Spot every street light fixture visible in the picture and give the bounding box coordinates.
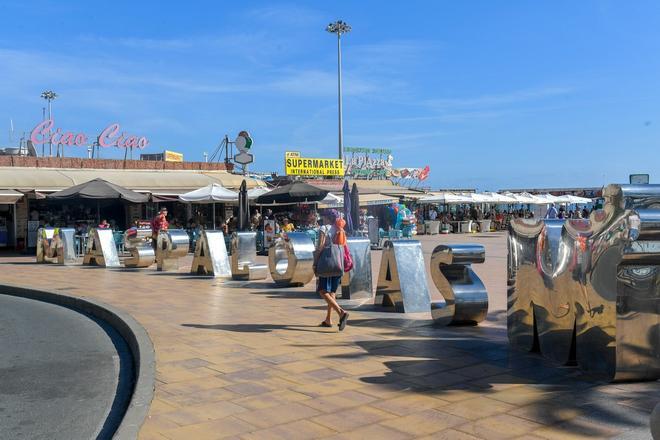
[326,20,351,161]
[40,90,58,157]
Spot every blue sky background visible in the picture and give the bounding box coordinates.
[1,0,659,190]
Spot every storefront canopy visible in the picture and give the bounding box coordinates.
[317,193,398,209]
[0,167,264,193]
[358,193,398,206]
[178,183,238,203]
[48,178,149,203]
[0,189,23,204]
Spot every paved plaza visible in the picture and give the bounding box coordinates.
[0,233,657,439]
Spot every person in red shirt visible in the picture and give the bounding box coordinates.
[152,207,169,249]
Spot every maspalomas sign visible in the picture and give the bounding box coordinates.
[30,119,149,149]
[284,151,344,176]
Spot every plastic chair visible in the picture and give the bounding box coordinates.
[75,235,83,257]
[304,229,318,245]
[390,229,403,239]
[113,231,125,254]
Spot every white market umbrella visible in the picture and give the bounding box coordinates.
[534,194,561,205]
[470,192,518,204]
[179,183,238,229]
[179,183,238,202]
[247,187,270,200]
[490,192,518,203]
[468,193,492,203]
[420,192,474,204]
[504,192,542,204]
[319,192,343,208]
[555,194,592,204]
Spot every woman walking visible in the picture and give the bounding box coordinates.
[315,210,349,331]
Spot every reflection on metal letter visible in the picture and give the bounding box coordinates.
[508,184,660,381]
[268,232,315,287]
[341,237,373,300]
[190,230,231,278]
[375,240,430,313]
[430,244,488,325]
[231,232,268,280]
[123,228,155,268]
[83,228,120,267]
[36,227,76,265]
[156,229,189,271]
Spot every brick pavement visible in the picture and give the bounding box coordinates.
[0,232,657,439]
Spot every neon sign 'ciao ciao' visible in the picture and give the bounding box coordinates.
[30,119,149,149]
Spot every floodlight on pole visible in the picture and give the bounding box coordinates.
[40,90,58,157]
[326,20,351,161]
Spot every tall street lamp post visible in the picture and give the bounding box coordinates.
[40,90,58,157]
[326,20,351,161]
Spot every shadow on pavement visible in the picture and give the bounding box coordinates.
[311,321,656,436]
[250,289,318,299]
[181,323,330,334]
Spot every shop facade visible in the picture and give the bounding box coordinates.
[0,157,263,249]
[0,190,22,248]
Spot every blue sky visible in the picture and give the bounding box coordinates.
[1,1,659,190]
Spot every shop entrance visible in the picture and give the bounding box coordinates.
[0,203,16,249]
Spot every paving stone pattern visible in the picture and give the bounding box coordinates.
[0,232,656,439]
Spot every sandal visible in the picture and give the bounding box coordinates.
[338,312,349,331]
[319,321,332,328]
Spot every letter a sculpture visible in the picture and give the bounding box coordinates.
[375,240,431,313]
[191,230,231,278]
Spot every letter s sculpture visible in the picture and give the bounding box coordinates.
[430,244,489,326]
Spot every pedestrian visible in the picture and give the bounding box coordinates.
[282,217,295,233]
[151,207,169,250]
[314,209,349,331]
[251,209,261,231]
[469,205,478,221]
[546,203,558,219]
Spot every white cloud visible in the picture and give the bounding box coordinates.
[348,39,441,70]
[269,69,377,97]
[78,32,295,68]
[82,36,191,50]
[371,87,576,124]
[0,43,390,122]
[246,4,325,26]
[425,87,573,111]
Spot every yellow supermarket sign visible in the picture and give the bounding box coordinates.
[285,153,344,176]
[164,150,183,162]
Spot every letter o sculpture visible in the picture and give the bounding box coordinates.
[268,232,315,287]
